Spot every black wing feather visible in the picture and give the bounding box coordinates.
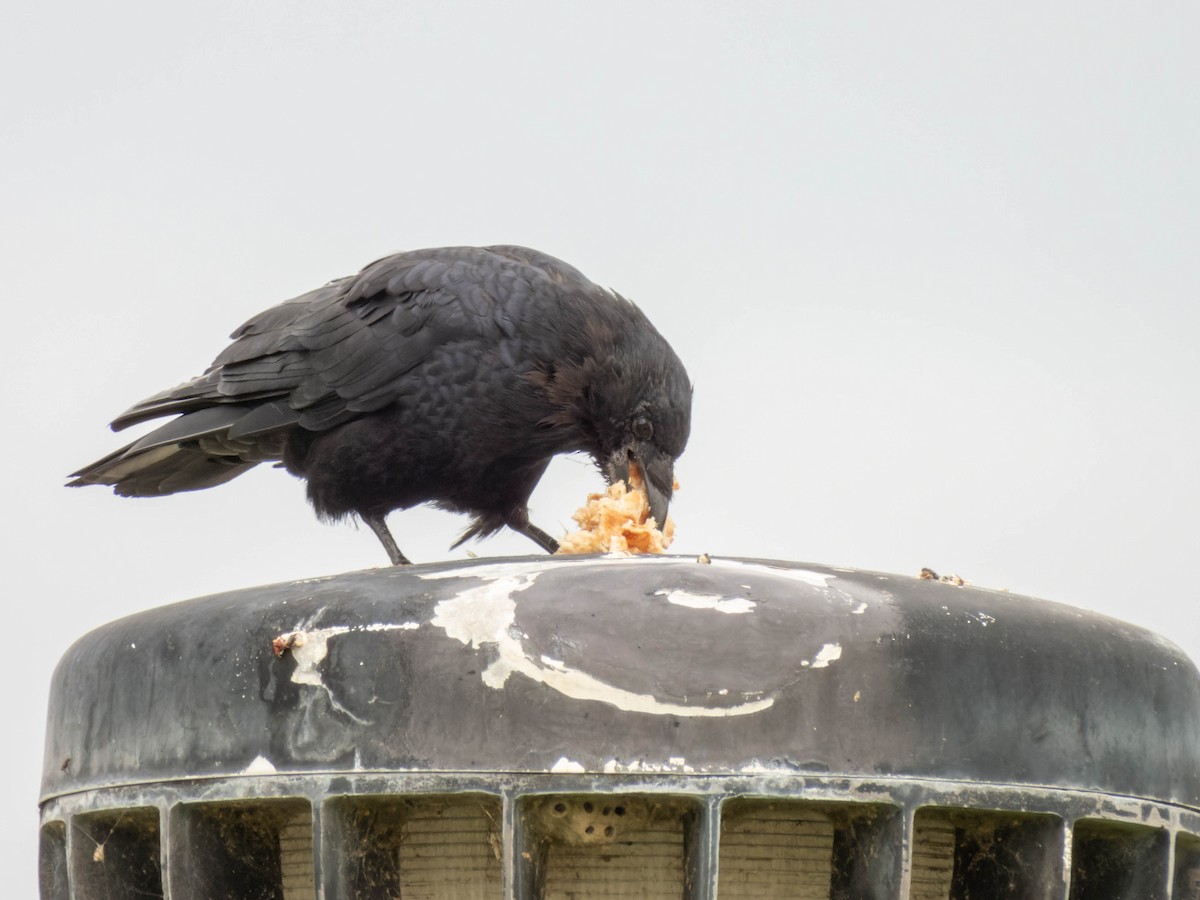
[71,246,578,495]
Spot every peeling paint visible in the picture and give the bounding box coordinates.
[277,621,422,688]
[429,566,774,717]
[241,755,277,776]
[801,643,843,669]
[273,620,422,723]
[655,589,756,614]
[550,757,586,774]
[480,644,774,717]
[429,574,534,647]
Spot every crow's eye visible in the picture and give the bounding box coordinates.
[632,416,653,440]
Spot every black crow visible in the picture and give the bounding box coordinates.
[69,245,693,565]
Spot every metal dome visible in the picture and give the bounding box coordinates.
[39,556,1200,899]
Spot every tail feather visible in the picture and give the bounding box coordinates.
[69,405,293,497]
[68,441,258,497]
[110,374,223,431]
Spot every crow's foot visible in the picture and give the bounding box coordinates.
[365,514,412,565]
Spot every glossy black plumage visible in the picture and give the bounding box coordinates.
[69,245,693,564]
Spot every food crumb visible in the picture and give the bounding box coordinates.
[557,466,676,555]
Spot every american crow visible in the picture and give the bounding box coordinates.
[69,245,693,564]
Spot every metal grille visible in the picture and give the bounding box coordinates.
[37,778,1200,899]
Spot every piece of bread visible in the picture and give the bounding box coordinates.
[557,467,676,555]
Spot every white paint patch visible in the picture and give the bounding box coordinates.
[428,565,774,718]
[774,567,836,587]
[242,754,277,775]
[480,648,774,717]
[729,560,831,586]
[430,574,535,647]
[551,756,586,774]
[801,643,843,669]
[274,619,422,723]
[812,642,843,667]
[656,589,756,614]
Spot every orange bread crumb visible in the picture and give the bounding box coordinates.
[557,468,676,555]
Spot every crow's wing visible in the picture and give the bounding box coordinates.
[115,246,590,431]
[71,246,591,495]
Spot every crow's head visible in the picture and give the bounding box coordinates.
[594,345,691,529]
[533,305,692,528]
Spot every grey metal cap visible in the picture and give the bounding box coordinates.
[41,555,1200,807]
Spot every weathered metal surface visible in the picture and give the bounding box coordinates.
[39,555,1200,898]
[41,555,1200,803]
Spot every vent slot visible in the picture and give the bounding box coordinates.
[910,808,1062,900]
[171,798,314,900]
[523,795,690,900]
[909,813,956,900]
[69,807,163,900]
[326,794,502,899]
[1176,833,1200,900]
[1069,819,1168,900]
[39,821,69,900]
[717,799,901,900]
[719,801,834,899]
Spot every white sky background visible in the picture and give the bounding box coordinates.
[4,1,1199,891]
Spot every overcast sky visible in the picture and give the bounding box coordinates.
[5,1,1199,892]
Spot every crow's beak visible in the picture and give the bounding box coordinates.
[604,444,674,528]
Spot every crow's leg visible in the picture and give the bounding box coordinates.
[364,514,412,565]
[515,521,560,554]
